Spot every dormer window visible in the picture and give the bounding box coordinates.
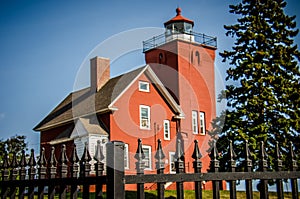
[139,81,150,92]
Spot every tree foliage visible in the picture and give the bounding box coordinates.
[209,0,300,171]
[0,135,28,163]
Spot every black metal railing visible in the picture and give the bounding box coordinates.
[142,31,217,52]
[1,138,300,199]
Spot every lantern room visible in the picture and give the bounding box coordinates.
[164,7,195,42]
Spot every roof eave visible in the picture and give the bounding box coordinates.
[144,65,185,117]
[34,107,113,132]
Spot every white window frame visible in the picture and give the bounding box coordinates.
[140,105,150,130]
[124,144,129,169]
[199,112,206,135]
[142,145,152,170]
[169,152,176,174]
[192,110,198,134]
[163,120,170,140]
[139,81,150,92]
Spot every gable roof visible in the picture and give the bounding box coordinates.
[47,117,109,145]
[34,65,184,131]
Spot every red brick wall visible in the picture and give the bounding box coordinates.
[145,39,216,181]
[110,73,178,175]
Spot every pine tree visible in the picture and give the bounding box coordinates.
[210,0,300,171]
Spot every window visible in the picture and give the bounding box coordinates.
[199,112,206,135]
[142,145,152,170]
[140,105,150,129]
[192,110,198,134]
[163,120,170,140]
[139,81,150,92]
[124,144,129,169]
[169,152,176,174]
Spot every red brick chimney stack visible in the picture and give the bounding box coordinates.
[90,56,110,92]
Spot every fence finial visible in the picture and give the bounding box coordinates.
[10,152,19,181]
[70,144,79,164]
[49,147,57,167]
[1,152,9,169]
[19,150,27,180]
[135,139,145,175]
[48,146,57,179]
[28,149,36,167]
[19,150,27,167]
[59,144,69,178]
[81,142,92,162]
[38,147,47,179]
[59,144,69,165]
[155,139,165,170]
[80,142,91,177]
[275,141,282,170]
[289,141,298,171]
[38,147,47,167]
[244,140,252,170]
[70,144,79,178]
[94,140,105,162]
[229,140,237,169]
[192,140,202,160]
[209,140,219,171]
[259,141,268,171]
[175,138,184,162]
[28,149,36,180]
[11,152,18,168]
[135,138,145,161]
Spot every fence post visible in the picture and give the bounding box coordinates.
[210,140,220,199]
[28,149,36,199]
[192,140,202,199]
[175,139,185,199]
[94,140,105,199]
[155,139,165,199]
[228,140,237,199]
[19,150,27,199]
[37,148,47,199]
[274,142,284,199]
[289,142,298,199]
[9,152,18,198]
[80,142,92,199]
[106,141,125,199]
[70,144,80,199]
[48,146,57,199]
[244,140,253,199]
[134,139,145,199]
[59,144,69,199]
[1,152,9,199]
[258,141,269,199]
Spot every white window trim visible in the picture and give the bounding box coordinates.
[140,105,150,130]
[139,81,150,92]
[163,120,171,140]
[192,110,198,134]
[199,112,206,135]
[124,144,129,169]
[169,152,176,174]
[142,145,152,170]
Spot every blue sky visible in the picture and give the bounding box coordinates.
[0,0,299,151]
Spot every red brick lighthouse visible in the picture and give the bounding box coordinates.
[144,7,217,179]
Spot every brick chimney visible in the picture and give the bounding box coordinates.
[90,56,110,92]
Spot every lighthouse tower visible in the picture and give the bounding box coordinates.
[143,7,217,176]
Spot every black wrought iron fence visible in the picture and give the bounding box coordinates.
[0,138,299,199]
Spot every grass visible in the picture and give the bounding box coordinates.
[21,190,295,198]
[86,190,294,199]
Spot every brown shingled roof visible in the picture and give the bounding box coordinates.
[34,66,146,131]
